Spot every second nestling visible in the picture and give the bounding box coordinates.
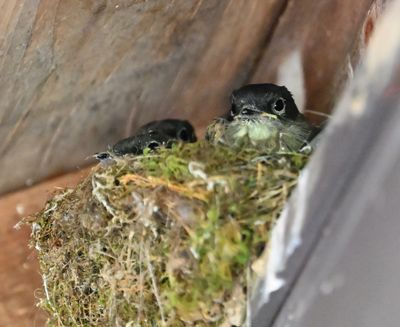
[95,119,197,160]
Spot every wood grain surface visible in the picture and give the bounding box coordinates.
[0,0,378,195]
[0,0,285,195]
[251,0,376,116]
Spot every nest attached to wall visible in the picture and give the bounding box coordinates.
[28,141,308,326]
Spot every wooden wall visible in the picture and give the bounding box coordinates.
[0,0,377,195]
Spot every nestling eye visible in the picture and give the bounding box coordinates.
[147,141,160,150]
[273,98,286,115]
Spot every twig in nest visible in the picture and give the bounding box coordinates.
[144,244,166,325]
[120,174,209,201]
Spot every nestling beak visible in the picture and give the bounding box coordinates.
[238,105,262,116]
[259,112,278,120]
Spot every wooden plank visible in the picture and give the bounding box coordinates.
[0,0,285,194]
[272,109,400,327]
[0,167,91,327]
[271,28,400,327]
[251,1,400,323]
[0,0,379,194]
[251,0,377,119]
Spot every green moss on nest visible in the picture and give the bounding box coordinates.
[28,141,308,326]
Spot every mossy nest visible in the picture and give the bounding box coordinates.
[28,141,309,326]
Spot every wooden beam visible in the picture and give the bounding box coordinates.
[0,1,379,194]
[0,0,285,194]
[251,0,377,118]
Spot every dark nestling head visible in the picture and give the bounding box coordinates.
[230,84,301,121]
[111,119,197,156]
[137,119,197,143]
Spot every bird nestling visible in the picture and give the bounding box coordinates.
[206,83,320,152]
[95,119,197,161]
[95,83,320,162]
